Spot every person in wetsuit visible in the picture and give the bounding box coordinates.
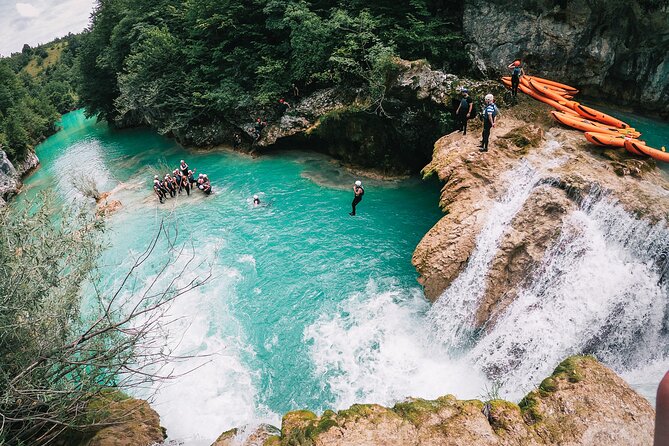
[153,175,166,203]
[455,88,473,135]
[254,118,266,141]
[350,180,365,216]
[180,160,189,176]
[507,60,524,99]
[480,94,497,152]
[201,176,212,195]
[173,169,183,193]
[181,172,191,196]
[164,175,176,197]
[188,169,197,188]
[253,194,260,206]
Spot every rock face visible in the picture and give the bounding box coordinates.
[80,396,166,446]
[412,98,669,326]
[462,0,669,117]
[0,149,40,207]
[211,424,281,446]
[217,356,653,446]
[253,60,506,174]
[0,150,20,206]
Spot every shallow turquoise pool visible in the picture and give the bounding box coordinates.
[20,110,487,443]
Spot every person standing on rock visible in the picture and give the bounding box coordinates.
[349,180,365,216]
[480,94,497,152]
[455,88,473,135]
[507,60,524,99]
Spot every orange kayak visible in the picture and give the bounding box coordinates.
[572,103,630,129]
[502,78,580,116]
[584,132,642,148]
[529,80,578,106]
[624,140,669,162]
[526,75,579,95]
[551,111,641,137]
[504,76,572,98]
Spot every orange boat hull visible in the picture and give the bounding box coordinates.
[584,132,642,149]
[502,78,579,116]
[624,140,669,162]
[573,104,630,129]
[526,75,579,94]
[552,111,641,137]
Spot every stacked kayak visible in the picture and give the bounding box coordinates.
[502,75,668,162]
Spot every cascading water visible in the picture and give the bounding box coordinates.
[427,141,669,401]
[427,159,547,349]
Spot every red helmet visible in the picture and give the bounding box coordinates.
[514,60,521,67]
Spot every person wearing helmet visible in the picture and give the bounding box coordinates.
[507,59,524,98]
[350,180,365,216]
[163,174,176,197]
[455,88,473,135]
[480,94,497,152]
[153,175,166,203]
[187,169,197,188]
[253,194,260,206]
[180,159,189,176]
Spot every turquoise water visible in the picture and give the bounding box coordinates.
[20,110,486,443]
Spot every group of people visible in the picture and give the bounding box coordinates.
[454,59,522,152]
[152,159,212,203]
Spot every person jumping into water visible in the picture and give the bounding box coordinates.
[507,60,524,99]
[350,180,364,216]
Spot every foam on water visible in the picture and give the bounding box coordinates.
[305,279,488,410]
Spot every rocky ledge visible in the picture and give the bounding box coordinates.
[213,356,653,446]
[412,98,669,329]
[0,149,39,207]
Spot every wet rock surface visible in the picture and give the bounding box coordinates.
[215,357,653,446]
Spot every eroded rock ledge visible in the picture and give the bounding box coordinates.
[213,356,654,446]
[412,99,669,327]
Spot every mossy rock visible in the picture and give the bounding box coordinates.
[551,355,593,384]
[487,399,523,434]
[500,125,543,151]
[519,391,543,424]
[263,436,281,446]
[393,397,452,426]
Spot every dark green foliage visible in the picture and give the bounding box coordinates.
[77,0,466,144]
[0,34,81,162]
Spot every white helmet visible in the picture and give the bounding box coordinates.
[180,159,185,163]
[485,93,494,102]
[199,174,203,178]
[253,195,258,199]
[154,175,159,179]
[355,180,362,186]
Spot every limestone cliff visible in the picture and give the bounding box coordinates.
[412,98,669,331]
[213,356,654,446]
[0,149,39,207]
[462,0,669,117]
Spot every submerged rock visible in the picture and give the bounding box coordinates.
[215,356,652,445]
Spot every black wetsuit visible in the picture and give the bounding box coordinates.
[188,173,196,187]
[350,186,364,216]
[253,198,260,205]
[511,67,521,97]
[153,181,165,203]
[457,96,472,135]
[202,182,212,195]
[180,163,189,176]
[164,179,176,197]
[182,175,191,196]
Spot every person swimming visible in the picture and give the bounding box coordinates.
[350,180,364,216]
[253,194,260,206]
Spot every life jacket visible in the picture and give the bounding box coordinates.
[512,67,522,78]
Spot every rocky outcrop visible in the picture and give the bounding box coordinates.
[412,98,669,320]
[78,395,166,446]
[211,424,280,446]
[462,0,669,117]
[0,149,40,207]
[217,356,653,446]
[253,60,506,174]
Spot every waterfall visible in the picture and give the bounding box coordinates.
[426,160,544,349]
[428,154,669,399]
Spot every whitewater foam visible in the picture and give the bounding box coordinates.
[305,279,488,410]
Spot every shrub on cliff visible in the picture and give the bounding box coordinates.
[0,197,210,445]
